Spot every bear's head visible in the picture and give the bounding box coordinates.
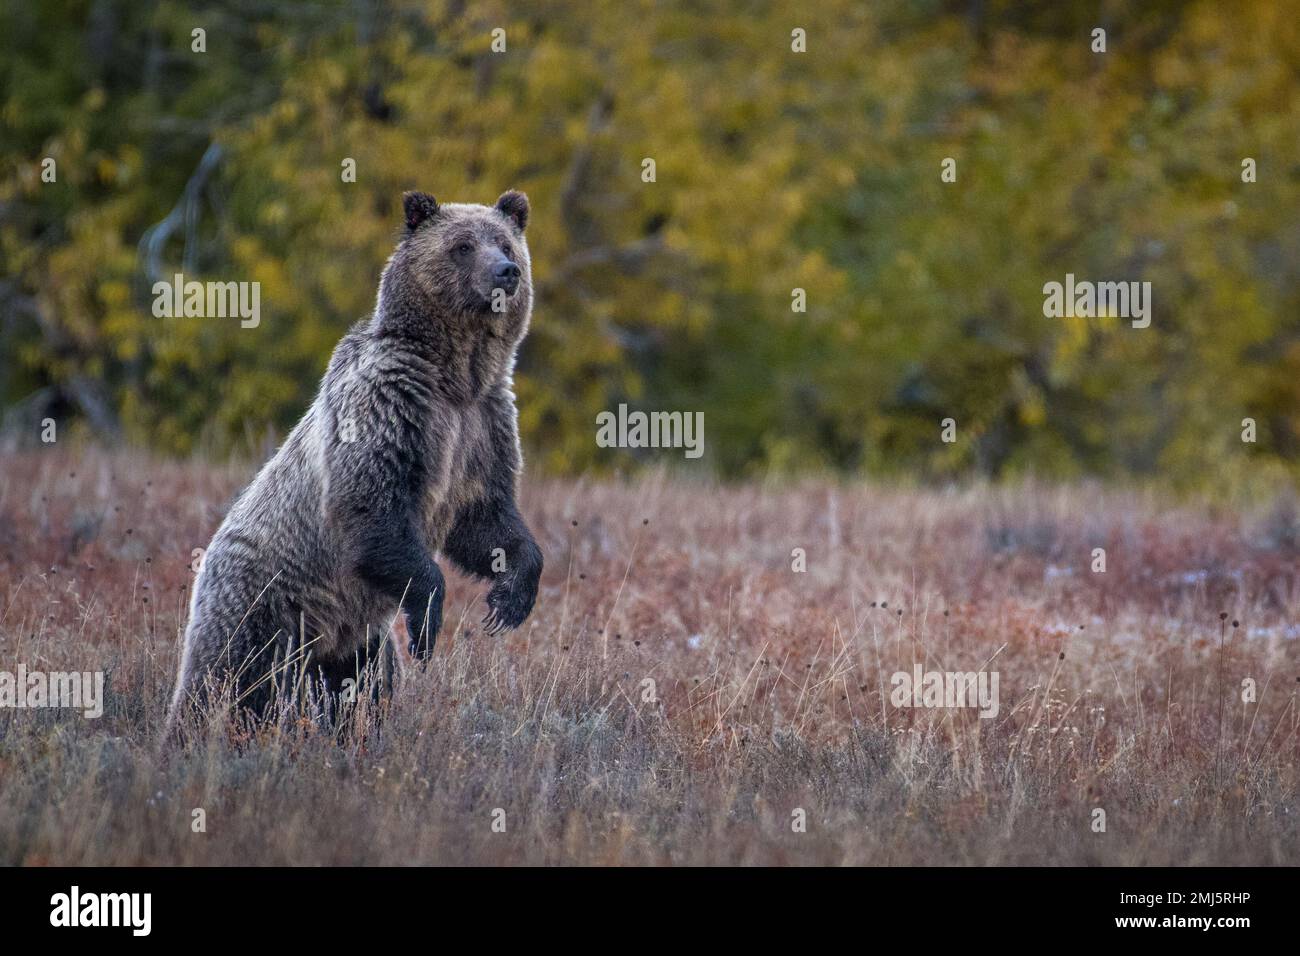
[381,190,533,346]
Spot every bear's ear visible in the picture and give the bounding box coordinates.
[495,190,529,232]
[403,191,439,232]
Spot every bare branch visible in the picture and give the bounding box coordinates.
[137,141,225,284]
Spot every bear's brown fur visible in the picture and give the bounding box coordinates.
[166,190,543,734]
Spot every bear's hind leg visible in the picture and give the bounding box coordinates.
[311,626,396,734]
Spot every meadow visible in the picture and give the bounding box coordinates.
[1,447,1297,865]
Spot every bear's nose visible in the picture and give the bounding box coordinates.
[492,262,521,292]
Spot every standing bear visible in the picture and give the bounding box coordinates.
[167,189,543,733]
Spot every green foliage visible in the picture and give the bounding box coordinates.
[2,0,1297,483]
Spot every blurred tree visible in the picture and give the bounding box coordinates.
[1,0,1297,487]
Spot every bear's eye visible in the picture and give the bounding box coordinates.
[456,242,473,256]
[500,242,513,257]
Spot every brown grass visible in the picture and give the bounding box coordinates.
[1,446,1298,864]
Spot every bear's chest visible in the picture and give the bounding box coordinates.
[418,402,489,548]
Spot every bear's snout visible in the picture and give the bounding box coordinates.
[491,261,521,295]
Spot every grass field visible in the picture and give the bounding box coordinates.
[1,447,1298,864]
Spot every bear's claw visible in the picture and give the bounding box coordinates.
[483,573,538,634]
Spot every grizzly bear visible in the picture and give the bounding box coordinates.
[166,189,543,733]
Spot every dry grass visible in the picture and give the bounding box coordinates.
[1,446,1298,864]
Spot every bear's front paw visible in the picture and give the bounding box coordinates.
[482,546,541,634]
